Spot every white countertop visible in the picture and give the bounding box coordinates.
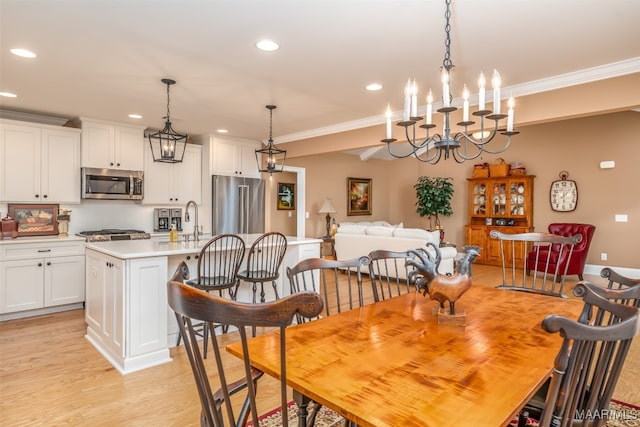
[85,234,322,259]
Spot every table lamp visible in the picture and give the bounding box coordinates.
[318,197,337,238]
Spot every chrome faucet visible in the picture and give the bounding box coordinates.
[185,200,200,242]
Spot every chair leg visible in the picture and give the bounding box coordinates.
[252,283,258,304]
[203,322,209,359]
[272,280,279,300]
[578,274,584,280]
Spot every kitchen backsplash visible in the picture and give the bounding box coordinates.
[1,201,198,235]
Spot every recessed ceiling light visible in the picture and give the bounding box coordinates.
[256,39,279,52]
[366,83,383,91]
[0,92,17,98]
[128,114,143,119]
[216,129,229,134]
[10,48,36,58]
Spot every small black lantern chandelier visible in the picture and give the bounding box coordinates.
[255,105,286,175]
[148,78,188,163]
[381,0,519,164]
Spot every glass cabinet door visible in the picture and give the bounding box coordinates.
[509,180,526,216]
[472,183,487,215]
[491,182,507,216]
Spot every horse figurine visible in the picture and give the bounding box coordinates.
[406,245,482,315]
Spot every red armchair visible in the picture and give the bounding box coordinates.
[526,223,596,281]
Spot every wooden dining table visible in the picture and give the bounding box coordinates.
[226,285,584,427]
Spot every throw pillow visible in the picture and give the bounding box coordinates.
[365,226,395,237]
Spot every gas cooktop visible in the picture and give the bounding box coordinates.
[77,229,150,242]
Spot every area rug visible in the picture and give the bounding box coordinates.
[508,399,640,427]
[247,401,343,427]
[252,400,639,427]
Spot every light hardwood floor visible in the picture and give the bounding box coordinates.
[0,265,638,426]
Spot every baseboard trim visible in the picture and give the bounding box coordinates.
[583,264,640,279]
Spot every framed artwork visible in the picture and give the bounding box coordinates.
[277,183,295,210]
[8,204,59,236]
[347,177,372,216]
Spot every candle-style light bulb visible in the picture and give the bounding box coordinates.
[426,90,433,125]
[478,71,486,111]
[507,95,515,132]
[411,80,418,118]
[403,79,411,121]
[492,69,501,114]
[385,104,392,139]
[442,69,450,107]
[462,84,470,122]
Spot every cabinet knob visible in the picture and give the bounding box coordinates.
[195,255,199,259]
[43,194,48,198]
[116,163,120,167]
[37,263,43,267]
[110,162,114,166]
[46,262,51,266]
[186,255,191,260]
[35,194,40,198]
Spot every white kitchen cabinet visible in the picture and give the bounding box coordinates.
[143,143,202,205]
[85,250,124,358]
[0,119,81,203]
[75,117,145,171]
[200,135,261,178]
[0,239,85,318]
[85,249,170,374]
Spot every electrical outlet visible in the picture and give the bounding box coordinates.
[601,253,608,261]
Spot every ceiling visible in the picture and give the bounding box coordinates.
[1,0,639,149]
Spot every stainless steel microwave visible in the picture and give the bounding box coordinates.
[81,168,144,200]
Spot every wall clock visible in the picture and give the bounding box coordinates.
[550,171,578,212]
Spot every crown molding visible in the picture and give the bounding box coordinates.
[277,57,640,144]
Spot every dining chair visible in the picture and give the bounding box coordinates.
[178,234,246,357]
[368,249,421,302]
[518,281,640,426]
[287,256,371,321]
[236,232,288,304]
[601,267,640,292]
[286,256,368,427]
[168,279,324,427]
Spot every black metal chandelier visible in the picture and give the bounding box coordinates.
[255,105,286,174]
[148,78,187,163]
[381,0,519,164]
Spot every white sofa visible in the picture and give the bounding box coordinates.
[333,221,457,276]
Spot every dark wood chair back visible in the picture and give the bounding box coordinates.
[368,249,419,301]
[601,267,640,293]
[490,230,581,297]
[167,279,323,427]
[287,256,370,322]
[236,232,288,303]
[537,283,640,427]
[187,234,246,294]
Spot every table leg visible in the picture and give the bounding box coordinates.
[293,390,311,427]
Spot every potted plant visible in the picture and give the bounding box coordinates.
[414,176,454,231]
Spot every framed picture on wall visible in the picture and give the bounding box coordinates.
[347,177,372,216]
[8,203,59,236]
[277,183,295,210]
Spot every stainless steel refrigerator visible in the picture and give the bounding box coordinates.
[212,175,265,234]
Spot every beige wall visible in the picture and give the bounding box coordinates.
[285,111,640,269]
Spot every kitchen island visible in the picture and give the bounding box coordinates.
[84,234,321,375]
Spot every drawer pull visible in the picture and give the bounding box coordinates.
[37,249,52,253]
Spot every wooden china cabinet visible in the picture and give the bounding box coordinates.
[465,175,535,268]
